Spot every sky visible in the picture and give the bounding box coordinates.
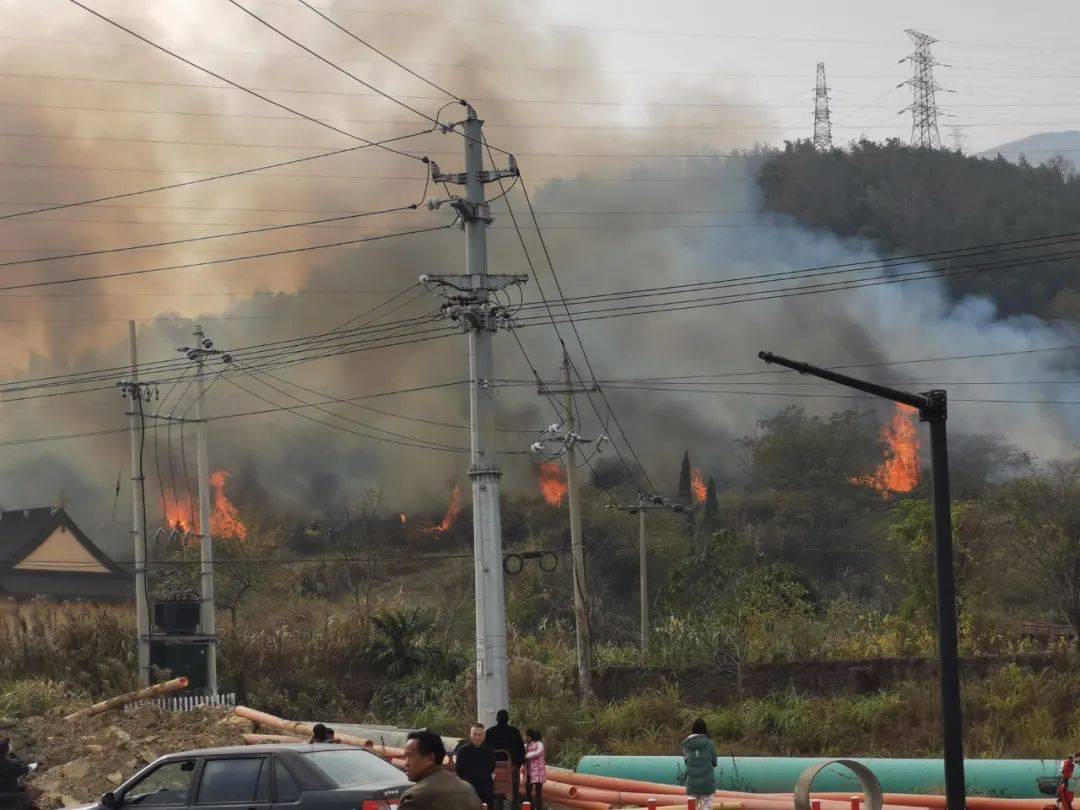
[1,0,1079,553]
[530,0,1080,154]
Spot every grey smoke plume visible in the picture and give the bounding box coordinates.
[0,1,1076,558]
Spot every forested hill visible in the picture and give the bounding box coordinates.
[757,139,1080,321]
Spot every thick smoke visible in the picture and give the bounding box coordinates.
[0,1,1076,557]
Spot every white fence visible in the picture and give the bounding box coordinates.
[125,692,237,713]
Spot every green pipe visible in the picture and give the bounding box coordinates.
[577,756,1073,799]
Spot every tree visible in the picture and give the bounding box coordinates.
[704,477,719,527]
[369,606,435,677]
[215,527,283,624]
[886,499,977,631]
[999,461,1080,646]
[678,451,692,505]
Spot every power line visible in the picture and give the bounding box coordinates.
[0,204,421,270]
[0,222,453,291]
[0,128,434,223]
[221,0,446,128]
[0,380,470,447]
[65,0,429,162]
[293,0,464,103]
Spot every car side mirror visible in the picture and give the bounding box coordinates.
[100,791,119,808]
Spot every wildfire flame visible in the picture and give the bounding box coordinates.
[424,485,462,534]
[210,470,247,539]
[853,404,921,495]
[539,461,568,506]
[691,468,707,504]
[163,490,194,533]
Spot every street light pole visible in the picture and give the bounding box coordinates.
[759,351,965,810]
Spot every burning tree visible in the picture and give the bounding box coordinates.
[852,404,921,496]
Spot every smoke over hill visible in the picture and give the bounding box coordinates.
[1,1,1077,558]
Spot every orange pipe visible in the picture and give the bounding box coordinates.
[233,706,374,748]
[542,780,609,808]
[64,676,189,721]
[242,733,306,744]
[547,768,687,796]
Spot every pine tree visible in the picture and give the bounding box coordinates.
[704,477,719,526]
[678,451,692,504]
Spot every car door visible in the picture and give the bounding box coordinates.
[119,758,197,810]
[192,757,272,810]
[269,756,302,810]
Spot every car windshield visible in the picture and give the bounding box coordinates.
[303,750,407,789]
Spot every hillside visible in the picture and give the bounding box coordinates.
[757,139,1080,320]
[981,130,1080,167]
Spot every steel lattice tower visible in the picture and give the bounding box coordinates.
[900,29,944,149]
[812,62,832,150]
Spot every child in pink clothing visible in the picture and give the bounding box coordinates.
[524,729,547,810]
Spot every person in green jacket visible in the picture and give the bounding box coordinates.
[682,718,718,810]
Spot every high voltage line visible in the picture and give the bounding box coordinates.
[5,229,1080,400]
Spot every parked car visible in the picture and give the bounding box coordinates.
[73,743,410,810]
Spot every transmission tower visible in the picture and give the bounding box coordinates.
[950,125,965,153]
[812,62,832,150]
[900,29,945,149]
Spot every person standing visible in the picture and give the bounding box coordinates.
[1057,753,1078,810]
[524,729,547,810]
[485,710,526,809]
[400,730,481,810]
[455,723,497,810]
[682,719,717,810]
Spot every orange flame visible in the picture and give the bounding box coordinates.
[210,470,247,539]
[539,461,568,506]
[163,490,194,532]
[853,404,920,495]
[691,468,707,504]
[424,485,462,534]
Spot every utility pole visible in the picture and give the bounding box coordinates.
[610,493,687,656]
[900,29,947,149]
[120,321,151,686]
[812,62,832,150]
[421,105,523,725]
[531,351,603,701]
[562,350,592,701]
[182,324,222,696]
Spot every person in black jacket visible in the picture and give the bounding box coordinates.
[454,723,496,809]
[485,710,525,809]
[0,739,29,795]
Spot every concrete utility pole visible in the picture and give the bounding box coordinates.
[187,324,218,695]
[121,321,151,686]
[562,350,593,701]
[610,493,686,656]
[532,351,603,700]
[421,105,523,725]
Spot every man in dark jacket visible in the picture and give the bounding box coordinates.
[0,739,29,795]
[485,710,525,809]
[455,723,496,809]
[401,731,480,810]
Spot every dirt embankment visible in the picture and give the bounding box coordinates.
[6,706,253,809]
